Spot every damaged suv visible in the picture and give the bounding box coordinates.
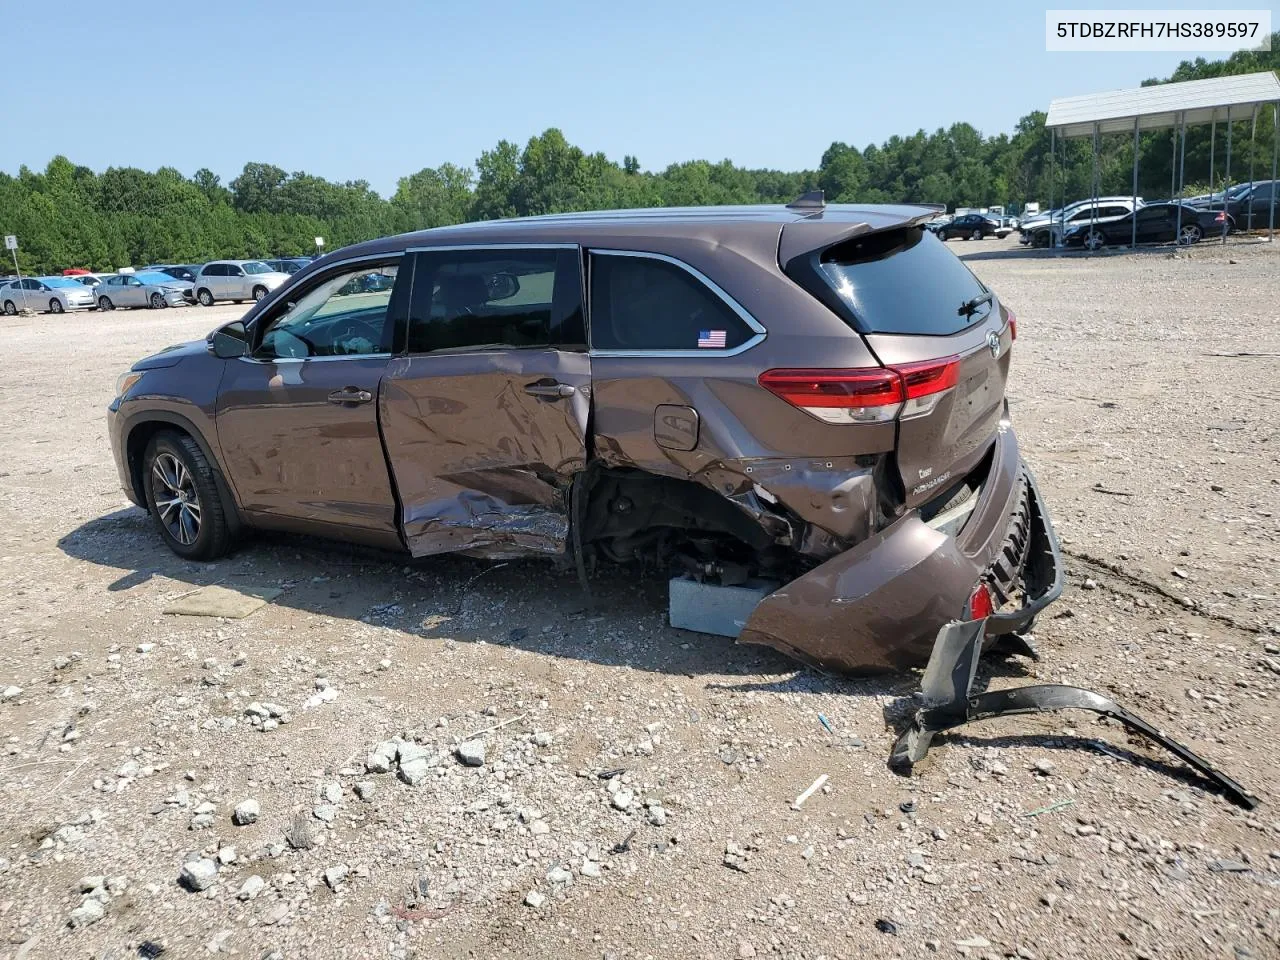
[108,196,1060,674]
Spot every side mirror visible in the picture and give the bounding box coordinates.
[210,320,248,359]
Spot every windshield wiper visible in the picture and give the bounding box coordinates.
[958,291,993,317]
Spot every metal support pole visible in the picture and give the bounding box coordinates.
[1132,116,1140,248]
[1271,103,1278,240]
[10,247,27,311]
[1048,126,1055,249]
[1247,105,1258,232]
[1176,112,1187,241]
[1223,106,1232,243]
[1088,121,1100,251]
[1209,117,1216,198]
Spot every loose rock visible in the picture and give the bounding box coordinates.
[179,858,218,892]
[233,799,260,825]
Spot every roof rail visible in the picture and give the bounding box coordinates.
[786,190,825,211]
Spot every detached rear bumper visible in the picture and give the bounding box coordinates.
[738,427,1062,674]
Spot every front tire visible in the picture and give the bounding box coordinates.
[98,295,114,311]
[142,431,233,560]
[251,285,268,302]
[1084,230,1105,251]
[49,298,64,314]
[150,292,166,309]
[196,288,214,306]
[970,229,982,241]
[3,300,17,315]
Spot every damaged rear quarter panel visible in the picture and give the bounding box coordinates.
[379,351,590,558]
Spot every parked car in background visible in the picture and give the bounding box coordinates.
[265,258,311,275]
[1062,203,1230,250]
[74,273,112,288]
[193,260,290,305]
[990,215,1015,238]
[146,264,202,285]
[1185,180,1278,229]
[96,271,193,310]
[922,214,953,235]
[107,200,1060,676]
[937,213,999,240]
[1,276,97,314]
[1019,197,1144,248]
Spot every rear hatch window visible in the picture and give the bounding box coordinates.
[818,228,991,334]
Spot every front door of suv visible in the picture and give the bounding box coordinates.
[214,255,411,547]
[379,245,590,558]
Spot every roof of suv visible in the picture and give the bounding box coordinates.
[330,203,941,264]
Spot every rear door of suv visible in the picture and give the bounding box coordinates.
[378,245,590,558]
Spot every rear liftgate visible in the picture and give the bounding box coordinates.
[890,478,1260,810]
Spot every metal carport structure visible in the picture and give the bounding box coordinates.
[1044,71,1280,248]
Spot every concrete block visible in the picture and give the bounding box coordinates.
[668,576,778,638]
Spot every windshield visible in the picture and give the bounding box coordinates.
[136,272,179,285]
[43,277,83,288]
[243,261,273,275]
[818,228,989,336]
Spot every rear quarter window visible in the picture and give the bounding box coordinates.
[590,253,754,352]
[816,228,990,336]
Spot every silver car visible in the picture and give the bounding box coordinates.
[193,260,290,306]
[1,276,97,314]
[95,271,193,310]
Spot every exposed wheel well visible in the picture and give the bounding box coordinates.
[576,465,800,579]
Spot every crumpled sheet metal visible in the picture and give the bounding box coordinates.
[400,481,570,559]
[890,618,1260,810]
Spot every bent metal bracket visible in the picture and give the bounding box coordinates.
[890,617,1261,811]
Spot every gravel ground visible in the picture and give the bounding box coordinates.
[0,237,1277,960]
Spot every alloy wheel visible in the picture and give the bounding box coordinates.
[150,452,202,546]
[151,292,165,309]
[1178,224,1201,245]
[50,299,64,314]
[1085,231,1104,251]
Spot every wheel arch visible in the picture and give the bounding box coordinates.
[124,412,243,535]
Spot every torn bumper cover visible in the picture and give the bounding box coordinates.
[890,578,1261,811]
[739,427,1059,673]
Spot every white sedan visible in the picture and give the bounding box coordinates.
[1,276,97,314]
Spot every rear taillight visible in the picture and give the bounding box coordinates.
[1006,308,1017,341]
[760,357,960,424]
[968,582,994,620]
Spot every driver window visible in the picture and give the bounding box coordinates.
[255,259,402,360]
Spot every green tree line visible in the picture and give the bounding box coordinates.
[1,40,1276,274]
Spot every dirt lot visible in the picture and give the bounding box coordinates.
[0,237,1278,960]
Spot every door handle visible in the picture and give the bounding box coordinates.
[327,387,373,405]
[524,381,575,399]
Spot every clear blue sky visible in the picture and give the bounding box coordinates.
[4,0,1273,196]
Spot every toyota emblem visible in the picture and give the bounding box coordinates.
[986,331,1001,358]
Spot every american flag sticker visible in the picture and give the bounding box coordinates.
[697,329,727,348]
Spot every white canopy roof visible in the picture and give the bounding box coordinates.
[1046,71,1280,138]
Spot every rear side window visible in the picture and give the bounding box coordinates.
[817,228,989,336]
[406,248,582,353]
[590,253,754,352]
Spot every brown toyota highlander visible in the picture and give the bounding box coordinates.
[107,195,1061,674]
